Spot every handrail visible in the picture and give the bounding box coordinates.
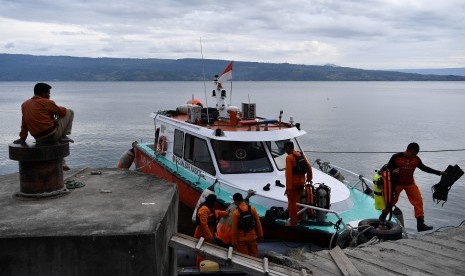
[329,163,374,187]
[314,159,374,192]
[296,202,349,231]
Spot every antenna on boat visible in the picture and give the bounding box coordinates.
[199,37,210,125]
[229,66,233,106]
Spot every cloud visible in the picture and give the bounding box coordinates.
[0,0,464,69]
[4,42,15,49]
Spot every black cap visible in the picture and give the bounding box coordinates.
[284,141,294,150]
[233,193,243,202]
[34,83,51,95]
[205,194,217,204]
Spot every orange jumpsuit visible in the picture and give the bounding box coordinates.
[382,152,441,218]
[285,150,313,226]
[231,202,263,257]
[194,205,228,268]
[215,204,237,247]
[19,95,67,140]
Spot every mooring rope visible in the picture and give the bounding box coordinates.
[304,148,465,154]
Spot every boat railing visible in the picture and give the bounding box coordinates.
[195,171,241,190]
[314,159,374,195]
[296,202,349,231]
[313,159,408,238]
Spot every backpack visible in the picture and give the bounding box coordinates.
[265,206,287,221]
[237,205,255,232]
[292,153,310,175]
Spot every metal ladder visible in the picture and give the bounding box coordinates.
[169,233,308,276]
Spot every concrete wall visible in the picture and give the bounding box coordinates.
[0,168,178,276]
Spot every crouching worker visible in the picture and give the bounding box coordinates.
[231,193,263,257]
[194,194,228,268]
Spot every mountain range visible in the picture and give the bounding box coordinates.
[1,53,464,81]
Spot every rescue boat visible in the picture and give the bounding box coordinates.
[130,73,403,248]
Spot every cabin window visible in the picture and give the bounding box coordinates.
[266,139,302,171]
[184,134,216,176]
[211,140,273,174]
[173,129,184,157]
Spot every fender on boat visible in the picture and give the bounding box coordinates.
[117,148,135,169]
[358,219,402,241]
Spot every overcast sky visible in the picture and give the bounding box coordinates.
[1,0,464,69]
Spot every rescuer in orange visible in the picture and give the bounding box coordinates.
[194,194,228,268]
[215,189,256,248]
[380,142,444,232]
[215,203,236,248]
[284,141,313,226]
[231,193,263,257]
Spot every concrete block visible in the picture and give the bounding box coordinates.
[0,168,178,276]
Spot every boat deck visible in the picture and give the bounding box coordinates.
[268,225,465,275]
[162,113,292,132]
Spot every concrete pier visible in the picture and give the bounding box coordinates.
[0,168,178,276]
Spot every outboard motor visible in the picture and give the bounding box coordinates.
[315,184,331,223]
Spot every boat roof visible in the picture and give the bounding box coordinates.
[152,112,307,141]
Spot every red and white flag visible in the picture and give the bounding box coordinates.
[218,61,233,83]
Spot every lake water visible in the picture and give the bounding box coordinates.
[1,81,464,234]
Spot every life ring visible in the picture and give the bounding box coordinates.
[358,219,402,241]
[156,136,168,155]
[187,99,204,108]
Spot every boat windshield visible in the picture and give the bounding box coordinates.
[211,140,273,174]
[265,139,302,171]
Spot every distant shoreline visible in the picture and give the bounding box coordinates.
[1,53,465,81]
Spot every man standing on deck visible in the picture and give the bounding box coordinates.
[379,142,444,232]
[215,189,256,248]
[284,141,313,226]
[13,83,74,170]
[231,193,263,257]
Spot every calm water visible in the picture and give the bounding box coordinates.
[1,81,464,234]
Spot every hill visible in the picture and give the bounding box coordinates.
[393,68,465,76]
[1,54,464,81]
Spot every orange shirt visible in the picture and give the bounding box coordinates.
[387,152,441,186]
[285,150,313,190]
[231,202,263,245]
[194,205,227,243]
[20,95,67,140]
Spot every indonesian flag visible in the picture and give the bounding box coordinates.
[217,61,233,83]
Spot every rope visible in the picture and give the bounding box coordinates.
[304,149,465,154]
[432,219,465,233]
[65,179,85,189]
